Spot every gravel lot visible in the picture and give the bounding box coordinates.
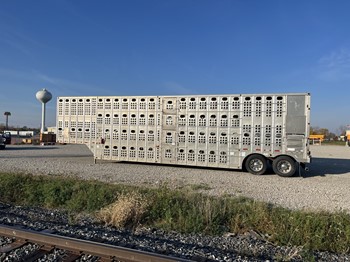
[1,144,350,213]
[2,144,350,261]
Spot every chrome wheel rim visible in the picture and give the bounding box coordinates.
[278,160,292,174]
[249,159,263,172]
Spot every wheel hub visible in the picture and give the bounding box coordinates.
[251,160,263,171]
[279,161,291,173]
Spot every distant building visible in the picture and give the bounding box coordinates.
[47,126,56,134]
[5,130,35,137]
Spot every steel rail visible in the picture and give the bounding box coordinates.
[0,224,192,262]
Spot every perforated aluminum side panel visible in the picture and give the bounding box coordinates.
[56,93,311,168]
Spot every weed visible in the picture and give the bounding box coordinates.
[97,192,148,229]
[189,183,212,191]
[1,172,350,255]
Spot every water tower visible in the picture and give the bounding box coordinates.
[36,88,52,133]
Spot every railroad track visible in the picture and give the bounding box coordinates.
[0,224,191,262]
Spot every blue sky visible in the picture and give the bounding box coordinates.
[1,0,350,133]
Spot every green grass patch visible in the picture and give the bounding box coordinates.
[1,172,350,255]
[317,140,347,146]
[188,183,212,191]
[0,173,126,212]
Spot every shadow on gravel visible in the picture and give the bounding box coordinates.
[107,158,350,178]
[108,160,281,177]
[111,160,248,173]
[303,157,350,177]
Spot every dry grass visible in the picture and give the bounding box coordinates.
[2,172,350,257]
[97,192,149,228]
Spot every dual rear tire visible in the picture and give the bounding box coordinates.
[272,156,297,177]
[245,154,297,177]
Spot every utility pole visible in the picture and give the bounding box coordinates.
[4,112,11,130]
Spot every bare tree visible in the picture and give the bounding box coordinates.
[310,126,320,135]
[311,126,335,139]
[337,125,348,136]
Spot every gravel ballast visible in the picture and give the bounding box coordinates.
[1,144,350,213]
[1,204,350,262]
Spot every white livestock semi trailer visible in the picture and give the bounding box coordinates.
[56,93,311,177]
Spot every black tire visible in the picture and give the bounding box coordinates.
[0,145,5,150]
[272,156,296,177]
[245,154,267,175]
